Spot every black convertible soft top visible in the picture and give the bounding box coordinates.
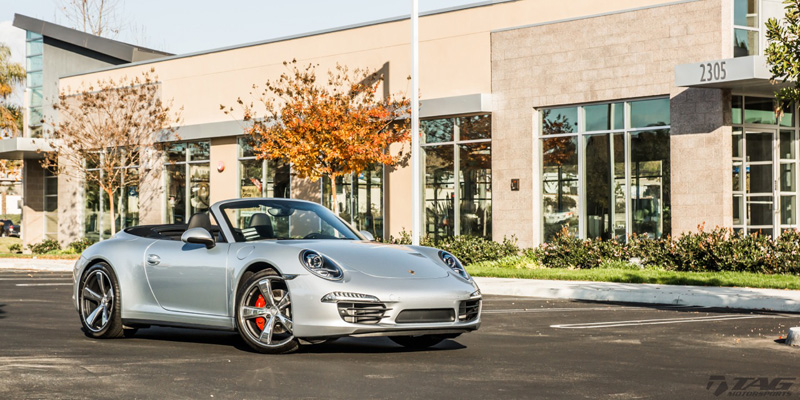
[124,224,224,241]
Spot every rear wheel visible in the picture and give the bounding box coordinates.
[78,263,123,338]
[389,335,448,349]
[236,270,299,354]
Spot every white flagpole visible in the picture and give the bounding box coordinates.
[411,0,421,246]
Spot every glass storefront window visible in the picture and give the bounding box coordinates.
[422,118,454,143]
[83,169,138,240]
[539,98,671,243]
[584,103,624,132]
[630,130,670,238]
[459,142,492,238]
[422,114,492,240]
[629,98,669,128]
[542,137,578,241]
[321,164,384,239]
[165,141,210,224]
[744,97,777,125]
[733,0,759,57]
[44,169,58,240]
[734,0,758,27]
[732,97,743,125]
[237,137,291,199]
[541,107,577,135]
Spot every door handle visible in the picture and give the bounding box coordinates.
[147,254,161,265]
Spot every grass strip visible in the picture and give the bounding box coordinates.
[467,256,800,290]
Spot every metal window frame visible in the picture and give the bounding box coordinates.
[536,96,671,244]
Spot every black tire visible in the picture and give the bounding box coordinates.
[235,270,299,354]
[389,335,447,349]
[78,263,124,339]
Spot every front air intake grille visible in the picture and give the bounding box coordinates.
[337,302,388,324]
[395,309,456,324]
[459,299,481,322]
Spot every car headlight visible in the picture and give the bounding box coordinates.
[299,250,343,280]
[438,250,470,281]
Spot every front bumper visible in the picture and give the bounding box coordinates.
[286,271,482,339]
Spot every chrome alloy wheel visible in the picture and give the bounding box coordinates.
[239,277,294,348]
[80,270,115,333]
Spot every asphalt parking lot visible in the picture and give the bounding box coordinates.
[1,270,799,399]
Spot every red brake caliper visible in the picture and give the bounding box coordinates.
[255,295,266,331]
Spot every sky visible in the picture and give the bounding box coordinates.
[0,0,482,105]
[1,0,482,61]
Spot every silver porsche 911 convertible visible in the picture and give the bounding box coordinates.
[73,198,481,354]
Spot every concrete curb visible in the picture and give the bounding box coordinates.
[0,258,75,272]
[474,277,800,313]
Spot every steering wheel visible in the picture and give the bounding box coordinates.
[303,232,335,239]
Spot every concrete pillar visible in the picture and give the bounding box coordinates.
[209,136,239,206]
[22,159,45,248]
[669,87,733,235]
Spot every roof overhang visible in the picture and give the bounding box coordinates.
[675,55,789,95]
[0,137,53,160]
[420,93,492,118]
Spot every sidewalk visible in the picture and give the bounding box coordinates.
[3,258,798,313]
[0,258,76,272]
[474,277,800,313]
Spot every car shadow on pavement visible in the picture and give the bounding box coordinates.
[127,326,467,354]
[297,337,467,354]
[0,303,5,319]
[130,327,253,352]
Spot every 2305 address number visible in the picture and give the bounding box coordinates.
[699,61,727,82]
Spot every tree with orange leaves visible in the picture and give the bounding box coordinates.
[224,60,410,216]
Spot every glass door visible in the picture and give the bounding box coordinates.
[744,129,775,235]
[739,128,798,236]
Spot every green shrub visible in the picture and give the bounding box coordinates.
[68,238,96,253]
[383,230,521,265]
[8,243,21,253]
[28,239,61,255]
[534,225,800,274]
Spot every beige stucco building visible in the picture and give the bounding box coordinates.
[7,0,793,249]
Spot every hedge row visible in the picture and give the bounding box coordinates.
[536,226,800,274]
[384,230,520,265]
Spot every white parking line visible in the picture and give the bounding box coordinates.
[15,283,73,287]
[0,278,72,281]
[550,314,784,329]
[484,305,704,314]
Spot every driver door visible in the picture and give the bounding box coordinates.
[144,238,230,316]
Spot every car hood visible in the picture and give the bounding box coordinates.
[274,240,450,279]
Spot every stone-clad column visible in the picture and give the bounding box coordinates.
[669,87,732,235]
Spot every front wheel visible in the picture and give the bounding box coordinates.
[389,335,448,349]
[78,263,123,338]
[236,270,299,354]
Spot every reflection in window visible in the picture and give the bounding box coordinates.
[238,137,291,199]
[424,145,455,240]
[83,166,138,241]
[542,137,578,241]
[422,114,491,240]
[731,95,798,235]
[322,164,384,239]
[541,107,577,135]
[459,142,492,238]
[539,98,671,243]
[630,130,670,238]
[165,141,210,224]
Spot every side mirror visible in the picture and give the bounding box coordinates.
[360,230,375,241]
[182,227,216,249]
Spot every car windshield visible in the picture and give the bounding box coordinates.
[218,199,362,242]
